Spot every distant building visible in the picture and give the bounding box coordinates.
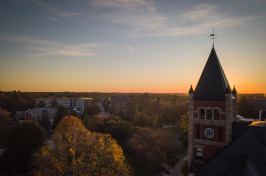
[15,111,25,123]
[24,108,56,125]
[35,97,93,114]
[110,96,128,115]
[75,98,93,113]
[35,98,76,108]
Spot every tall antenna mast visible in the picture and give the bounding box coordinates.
[210,28,217,47]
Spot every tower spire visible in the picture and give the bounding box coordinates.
[210,28,217,47]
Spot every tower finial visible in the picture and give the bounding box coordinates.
[210,28,217,47]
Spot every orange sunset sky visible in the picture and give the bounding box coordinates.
[0,0,265,94]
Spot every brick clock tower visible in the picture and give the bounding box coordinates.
[188,47,238,174]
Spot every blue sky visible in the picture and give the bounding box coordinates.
[0,0,266,93]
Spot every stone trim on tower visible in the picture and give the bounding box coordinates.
[188,47,236,173]
[188,85,195,172]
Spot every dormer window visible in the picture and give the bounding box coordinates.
[206,109,212,120]
[199,108,205,119]
[214,109,220,120]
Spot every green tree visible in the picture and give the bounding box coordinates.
[172,95,178,105]
[82,103,101,118]
[51,97,58,107]
[159,111,176,126]
[152,96,160,113]
[69,110,79,117]
[138,93,152,113]
[40,116,51,135]
[32,116,132,176]
[82,114,90,129]
[86,115,107,132]
[102,99,110,112]
[124,96,138,122]
[134,112,158,128]
[238,96,259,119]
[103,116,135,145]
[1,121,46,175]
[54,105,69,128]
[127,128,179,173]
[38,100,46,108]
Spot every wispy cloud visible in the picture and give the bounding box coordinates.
[91,1,257,37]
[0,34,103,57]
[93,0,148,9]
[125,46,136,52]
[31,0,82,18]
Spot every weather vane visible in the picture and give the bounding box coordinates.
[210,28,217,47]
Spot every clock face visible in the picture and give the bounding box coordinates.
[204,128,214,138]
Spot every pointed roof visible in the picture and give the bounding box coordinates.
[193,47,230,101]
[232,86,237,95]
[189,85,194,94]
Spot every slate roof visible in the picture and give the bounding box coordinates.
[27,108,56,116]
[193,47,230,101]
[196,123,266,176]
[15,111,25,118]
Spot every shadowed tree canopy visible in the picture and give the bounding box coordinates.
[127,128,179,164]
[32,116,132,176]
[238,96,259,119]
[1,121,46,175]
[138,93,152,113]
[124,96,138,122]
[54,105,69,128]
[0,107,14,148]
[51,97,58,107]
[38,100,46,108]
[133,112,158,128]
[82,103,101,118]
[102,116,135,145]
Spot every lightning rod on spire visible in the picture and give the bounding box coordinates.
[210,28,217,47]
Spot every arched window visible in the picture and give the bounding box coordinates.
[206,109,212,120]
[214,109,220,120]
[199,108,205,119]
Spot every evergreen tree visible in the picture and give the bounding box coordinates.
[1,121,46,175]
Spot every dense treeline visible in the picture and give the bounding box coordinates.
[80,93,189,175]
[1,90,263,175]
[237,96,260,119]
[0,90,187,115]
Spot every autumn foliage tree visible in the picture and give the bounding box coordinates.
[180,112,188,148]
[32,116,132,176]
